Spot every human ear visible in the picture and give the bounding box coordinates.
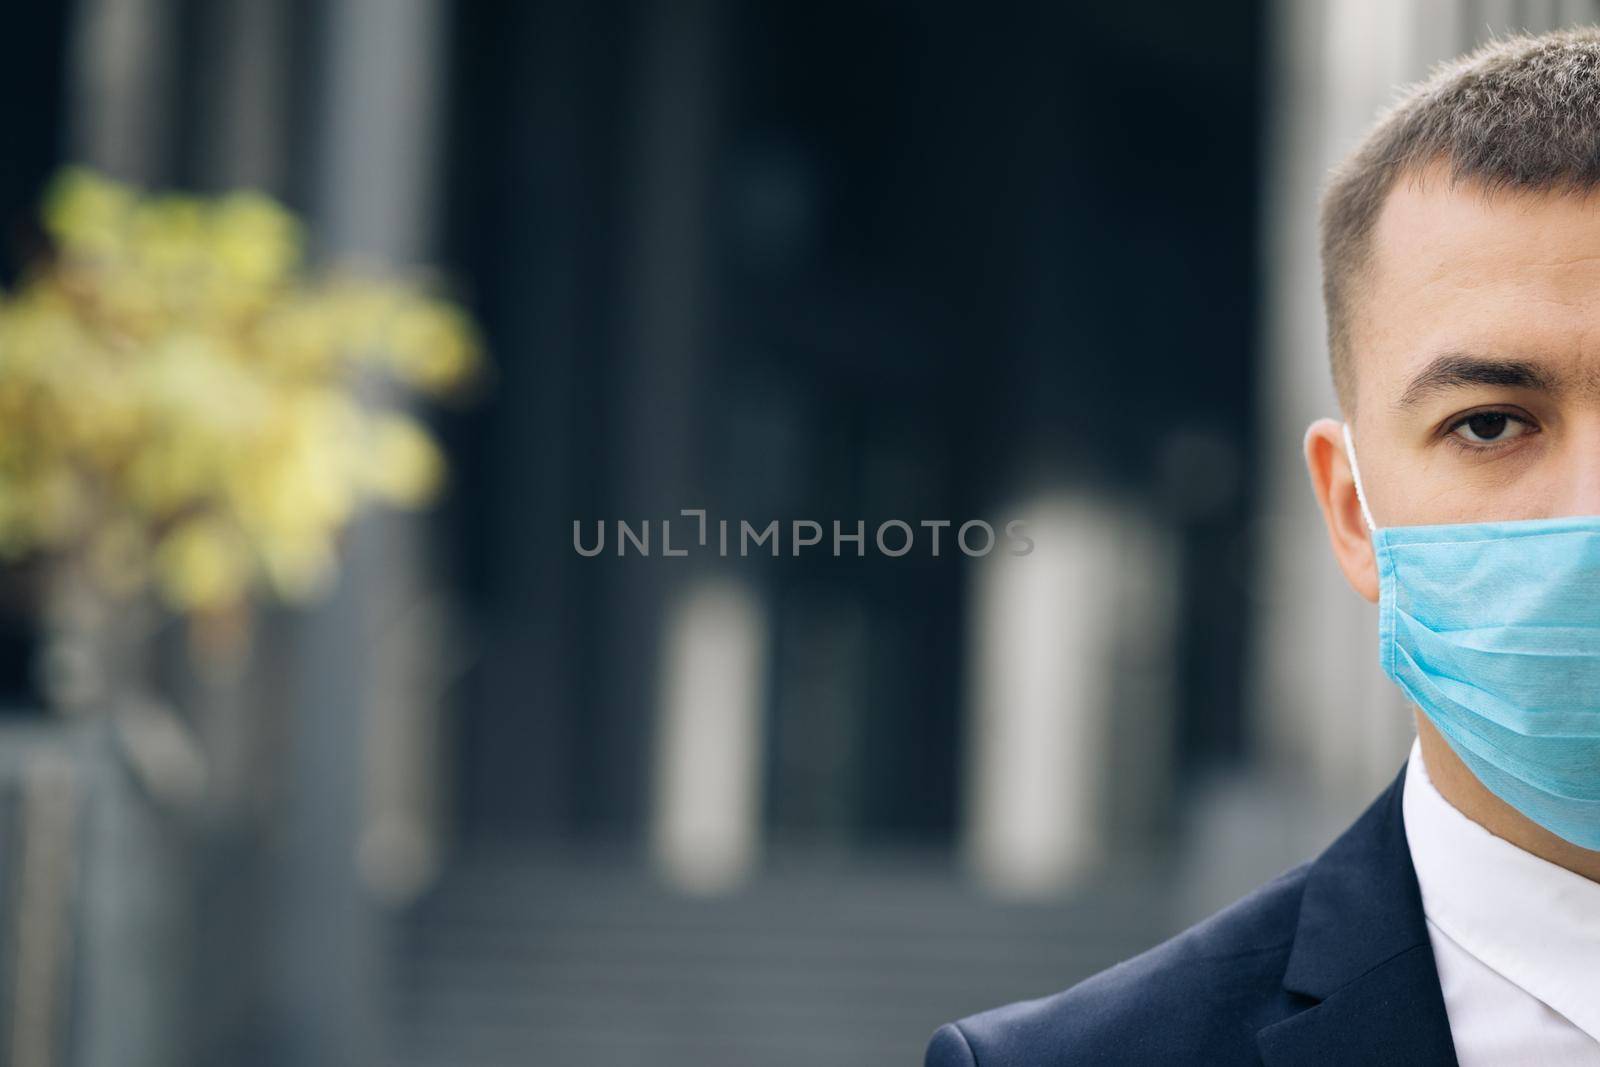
[1304,417,1379,603]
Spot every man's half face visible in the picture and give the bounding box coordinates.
[1350,161,1600,529]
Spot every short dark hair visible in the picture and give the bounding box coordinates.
[1320,27,1600,410]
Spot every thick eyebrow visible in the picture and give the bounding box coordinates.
[1393,352,1556,409]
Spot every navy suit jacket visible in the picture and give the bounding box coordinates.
[926,759,1460,1066]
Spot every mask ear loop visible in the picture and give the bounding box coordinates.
[1342,422,1377,533]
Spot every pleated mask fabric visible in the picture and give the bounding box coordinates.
[1343,422,1600,851]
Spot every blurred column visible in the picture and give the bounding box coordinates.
[190,0,292,193]
[7,751,80,1067]
[651,577,769,892]
[66,0,175,183]
[1253,0,1584,804]
[278,0,448,1064]
[602,0,719,834]
[312,0,453,912]
[963,495,1177,895]
[60,6,192,1067]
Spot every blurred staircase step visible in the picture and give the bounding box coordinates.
[382,848,1183,1067]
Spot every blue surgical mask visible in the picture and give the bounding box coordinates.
[1343,422,1600,851]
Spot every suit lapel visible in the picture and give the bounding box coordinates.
[1255,759,1458,1066]
[1256,944,1456,1066]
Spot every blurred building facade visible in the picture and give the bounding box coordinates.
[1,2,1597,1066]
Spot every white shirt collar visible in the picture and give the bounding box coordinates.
[1402,735,1600,1040]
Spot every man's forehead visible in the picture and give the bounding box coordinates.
[1358,166,1600,401]
[1370,166,1600,294]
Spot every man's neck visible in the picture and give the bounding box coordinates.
[1413,708,1600,883]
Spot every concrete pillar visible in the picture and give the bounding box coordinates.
[278,0,448,1063]
[651,577,769,893]
[963,494,1177,895]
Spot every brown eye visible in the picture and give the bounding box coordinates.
[1448,410,1532,445]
